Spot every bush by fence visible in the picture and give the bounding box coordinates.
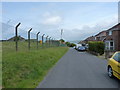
[88,41,105,55]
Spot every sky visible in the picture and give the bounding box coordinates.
[1,2,118,42]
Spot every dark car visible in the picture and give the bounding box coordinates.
[77,46,86,51]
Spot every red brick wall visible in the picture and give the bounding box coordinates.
[113,30,120,51]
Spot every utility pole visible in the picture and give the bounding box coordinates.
[36,32,40,49]
[15,22,21,51]
[28,28,32,50]
[42,34,45,48]
[61,29,63,40]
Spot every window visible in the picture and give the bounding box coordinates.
[113,53,120,62]
[109,31,112,35]
[110,41,114,50]
[110,42,113,46]
[105,42,109,50]
[105,41,114,50]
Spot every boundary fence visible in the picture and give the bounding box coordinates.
[2,21,61,52]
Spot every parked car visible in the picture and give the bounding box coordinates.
[107,51,120,79]
[77,46,86,51]
[75,44,82,50]
[73,46,76,49]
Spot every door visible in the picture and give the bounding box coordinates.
[112,52,120,79]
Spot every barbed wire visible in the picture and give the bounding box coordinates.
[1,18,55,41]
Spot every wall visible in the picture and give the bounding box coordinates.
[113,30,120,51]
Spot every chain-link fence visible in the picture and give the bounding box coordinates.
[1,19,60,52]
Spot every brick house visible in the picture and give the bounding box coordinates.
[94,30,107,41]
[83,30,107,43]
[84,36,96,43]
[104,23,120,51]
[81,23,120,58]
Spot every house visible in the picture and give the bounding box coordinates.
[84,36,96,43]
[83,23,120,51]
[80,23,120,58]
[8,36,25,41]
[83,30,107,43]
[94,30,107,41]
[104,23,120,51]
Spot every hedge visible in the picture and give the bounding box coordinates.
[65,42,76,47]
[88,41,105,55]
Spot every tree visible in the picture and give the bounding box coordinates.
[65,42,71,46]
[65,42,76,47]
[60,39,65,43]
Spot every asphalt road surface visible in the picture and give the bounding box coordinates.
[37,48,120,88]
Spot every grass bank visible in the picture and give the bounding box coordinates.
[2,42,68,88]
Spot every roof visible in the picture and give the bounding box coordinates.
[107,23,120,32]
[104,35,113,41]
[95,30,107,36]
[82,23,120,43]
[85,36,96,41]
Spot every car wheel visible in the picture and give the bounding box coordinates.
[108,67,113,78]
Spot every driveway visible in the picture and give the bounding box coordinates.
[37,48,120,88]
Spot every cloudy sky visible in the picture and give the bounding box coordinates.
[2,2,118,41]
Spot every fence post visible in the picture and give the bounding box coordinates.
[42,34,45,48]
[46,36,49,47]
[36,32,40,49]
[15,23,21,51]
[28,28,32,50]
[53,38,55,47]
[51,38,53,47]
[49,37,51,47]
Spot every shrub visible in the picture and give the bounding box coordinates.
[65,42,71,46]
[88,41,105,55]
[65,42,76,47]
[69,43,76,47]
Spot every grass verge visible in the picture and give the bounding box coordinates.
[2,42,68,88]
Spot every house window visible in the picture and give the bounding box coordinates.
[110,42,113,46]
[110,41,114,50]
[109,31,112,35]
[95,37,96,40]
[105,42,109,50]
[105,41,114,50]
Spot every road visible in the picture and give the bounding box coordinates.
[37,48,120,88]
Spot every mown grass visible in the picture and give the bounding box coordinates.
[2,41,68,88]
